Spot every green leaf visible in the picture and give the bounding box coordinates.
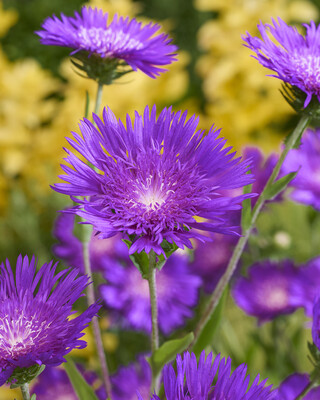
[241,181,253,231]
[192,288,228,357]
[262,171,298,200]
[122,240,149,279]
[31,395,37,400]
[150,332,194,376]
[64,357,99,400]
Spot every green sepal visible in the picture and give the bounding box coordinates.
[64,357,99,400]
[192,288,228,357]
[31,395,37,400]
[8,364,45,388]
[122,240,149,279]
[262,171,298,201]
[155,241,179,271]
[281,83,320,119]
[70,52,133,85]
[308,341,320,368]
[149,332,194,377]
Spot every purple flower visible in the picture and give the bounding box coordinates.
[53,212,202,335]
[111,356,151,400]
[232,260,306,323]
[278,373,320,400]
[244,18,320,107]
[281,128,320,211]
[36,6,177,79]
[145,351,277,400]
[53,106,254,256]
[32,365,106,400]
[312,297,320,352]
[0,255,99,385]
[100,251,202,335]
[296,257,320,316]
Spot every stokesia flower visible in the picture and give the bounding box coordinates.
[0,255,99,386]
[281,128,320,211]
[53,105,254,256]
[31,365,106,400]
[36,6,177,80]
[111,356,151,400]
[100,250,202,335]
[244,18,320,107]
[140,351,277,400]
[232,260,306,323]
[278,373,320,400]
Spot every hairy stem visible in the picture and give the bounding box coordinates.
[94,82,104,115]
[191,114,310,348]
[147,250,159,391]
[20,383,31,400]
[83,227,112,399]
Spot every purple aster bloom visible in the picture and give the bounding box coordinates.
[281,128,320,211]
[100,251,202,335]
[32,365,106,400]
[52,212,202,334]
[278,373,320,400]
[36,6,177,79]
[111,356,151,400]
[0,255,99,386]
[312,296,320,352]
[244,18,320,107]
[53,105,254,256]
[232,260,306,323]
[143,351,277,400]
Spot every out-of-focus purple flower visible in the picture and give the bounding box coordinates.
[53,212,202,335]
[232,260,306,323]
[0,255,99,386]
[190,235,236,293]
[278,373,320,400]
[243,147,278,206]
[312,297,320,352]
[32,365,106,400]
[282,128,320,211]
[244,18,320,107]
[111,356,151,400]
[143,351,277,400]
[101,251,202,335]
[36,6,177,79]
[53,106,254,256]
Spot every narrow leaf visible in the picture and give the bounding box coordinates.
[263,171,298,200]
[64,357,99,400]
[192,288,228,357]
[150,332,194,376]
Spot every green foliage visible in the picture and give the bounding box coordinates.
[8,364,45,388]
[262,172,298,201]
[149,332,194,377]
[64,357,99,400]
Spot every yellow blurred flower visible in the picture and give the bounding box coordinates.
[195,0,319,151]
[0,1,17,38]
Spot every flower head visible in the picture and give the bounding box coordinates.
[282,128,320,211]
[32,365,106,400]
[111,356,151,400]
[0,255,99,386]
[278,373,320,400]
[53,105,254,256]
[244,18,320,107]
[36,6,177,80]
[232,260,306,323]
[144,351,277,400]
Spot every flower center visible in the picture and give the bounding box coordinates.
[259,282,288,310]
[0,313,48,358]
[77,27,143,56]
[138,189,167,211]
[290,52,320,90]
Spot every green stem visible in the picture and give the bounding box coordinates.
[147,250,159,391]
[20,383,31,400]
[94,82,104,115]
[191,114,310,348]
[83,226,112,399]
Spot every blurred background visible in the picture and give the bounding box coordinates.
[2,0,320,398]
